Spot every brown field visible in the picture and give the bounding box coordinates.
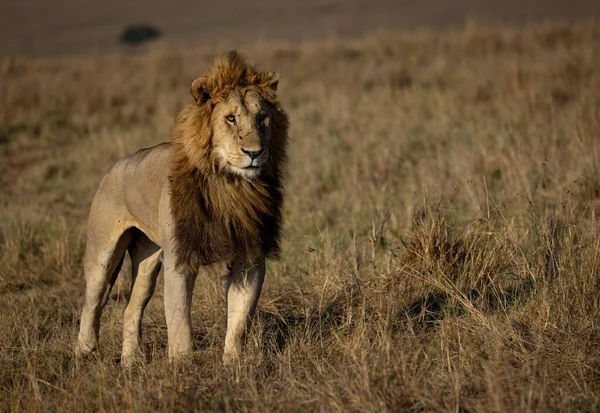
[2,22,600,412]
[2,0,600,57]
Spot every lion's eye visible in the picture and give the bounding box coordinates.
[258,113,267,123]
[226,114,236,123]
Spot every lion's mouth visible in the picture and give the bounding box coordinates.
[226,161,262,178]
[227,162,260,169]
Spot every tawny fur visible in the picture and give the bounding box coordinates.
[170,52,288,274]
[75,51,289,366]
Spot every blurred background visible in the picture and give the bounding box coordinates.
[1,0,600,56]
[3,1,600,412]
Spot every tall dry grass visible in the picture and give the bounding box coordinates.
[1,22,600,412]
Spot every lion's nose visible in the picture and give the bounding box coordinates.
[241,148,264,160]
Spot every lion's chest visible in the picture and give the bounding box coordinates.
[169,177,281,275]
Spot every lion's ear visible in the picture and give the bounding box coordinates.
[191,77,211,103]
[266,72,279,91]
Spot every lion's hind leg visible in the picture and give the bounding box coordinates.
[121,231,162,368]
[76,227,133,358]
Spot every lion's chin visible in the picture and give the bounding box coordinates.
[227,164,262,179]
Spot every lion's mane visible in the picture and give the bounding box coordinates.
[169,51,289,275]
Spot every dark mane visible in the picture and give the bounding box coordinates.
[169,51,289,275]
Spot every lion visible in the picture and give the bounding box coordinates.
[75,51,288,367]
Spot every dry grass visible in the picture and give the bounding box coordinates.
[1,22,600,412]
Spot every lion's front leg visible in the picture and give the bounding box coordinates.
[223,258,266,365]
[163,252,196,362]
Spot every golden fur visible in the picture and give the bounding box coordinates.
[170,51,289,275]
[76,51,289,365]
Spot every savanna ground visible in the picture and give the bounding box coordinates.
[1,22,600,412]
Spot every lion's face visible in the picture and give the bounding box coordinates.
[211,89,272,179]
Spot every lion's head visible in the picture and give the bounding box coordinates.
[169,51,289,273]
[173,51,286,180]
[192,75,277,178]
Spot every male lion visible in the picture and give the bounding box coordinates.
[76,51,288,367]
